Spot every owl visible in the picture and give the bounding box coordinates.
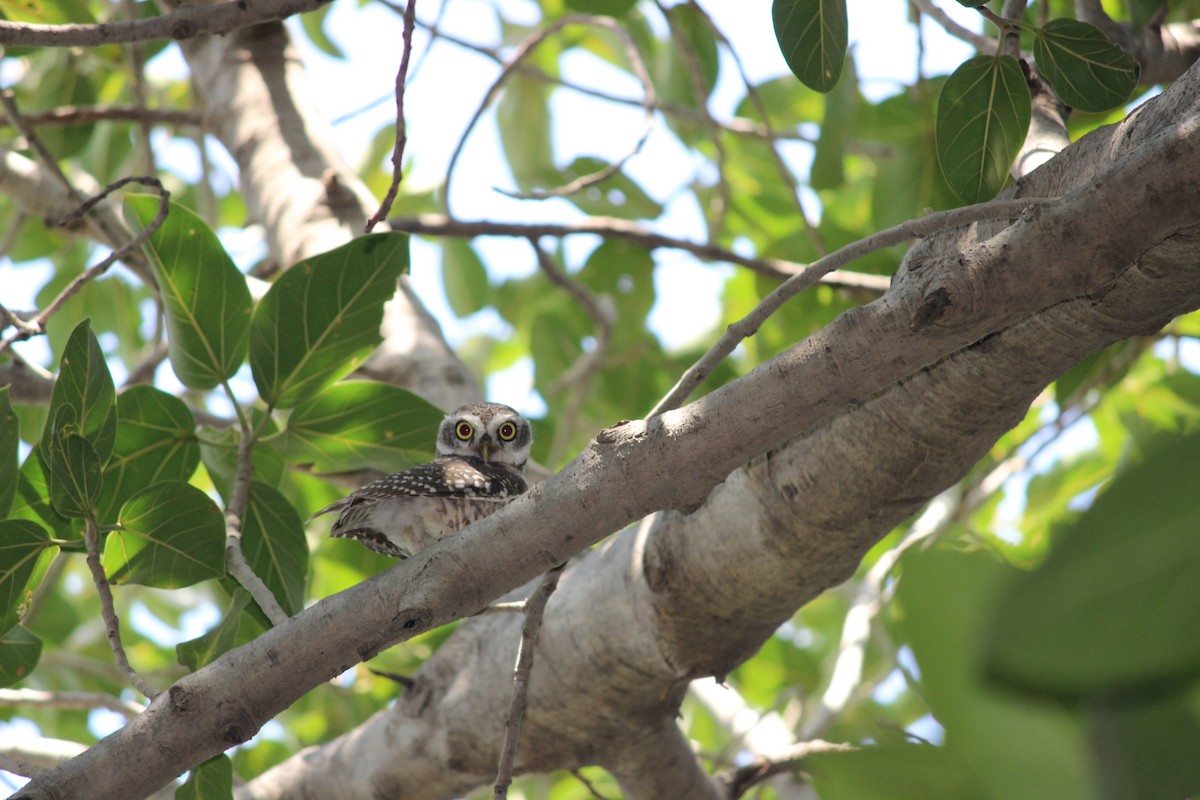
[309,402,533,558]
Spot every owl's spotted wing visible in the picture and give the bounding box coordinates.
[309,457,527,559]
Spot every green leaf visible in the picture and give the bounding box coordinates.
[107,481,225,588]
[897,547,1093,799]
[985,430,1200,697]
[564,0,637,15]
[238,481,308,620]
[176,754,234,800]
[441,240,491,318]
[1033,19,1139,113]
[0,520,50,633]
[1087,694,1200,800]
[0,387,18,518]
[249,233,410,409]
[281,382,443,474]
[177,592,250,672]
[558,157,664,220]
[936,54,1031,203]
[11,449,76,539]
[125,195,253,391]
[811,53,858,189]
[497,74,556,191]
[772,0,848,93]
[41,318,116,465]
[809,744,978,799]
[97,386,200,524]
[0,624,42,687]
[48,432,102,520]
[298,2,344,59]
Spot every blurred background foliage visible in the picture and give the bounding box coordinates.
[2,0,1200,797]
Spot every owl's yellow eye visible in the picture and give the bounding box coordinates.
[498,421,517,441]
[455,421,474,441]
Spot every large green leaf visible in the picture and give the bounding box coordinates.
[809,744,978,799]
[0,520,50,633]
[0,624,42,688]
[772,0,847,93]
[48,431,102,520]
[1033,19,1139,113]
[176,754,234,800]
[236,481,308,620]
[0,387,17,518]
[1087,695,1200,800]
[125,195,253,391]
[897,547,1093,799]
[106,481,225,588]
[41,318,116,465]
[986,430,1200,697]
[97,386,200,524]
[281,382,443,474]
[249,233,410,409]
[936,54,1031,203]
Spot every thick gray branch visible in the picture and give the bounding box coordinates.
[18,59,1200,800]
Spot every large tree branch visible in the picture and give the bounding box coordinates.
[16,59,1200,800]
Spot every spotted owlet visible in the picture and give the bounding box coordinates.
[309,402,532,558]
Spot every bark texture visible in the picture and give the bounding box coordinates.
[15,23,1200,800]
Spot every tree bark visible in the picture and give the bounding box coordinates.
[16,47,1200,799]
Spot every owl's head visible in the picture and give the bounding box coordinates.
[436,402,532,472]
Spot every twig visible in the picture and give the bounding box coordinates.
[499,16,657,201]
[0,0,332,48]
[223,410,289,626]
[398,8,813,144]
[648,197,1049,416]
[0,688,145,718]
[388,214,891,291]
[569,769,614,800]
[82,519,158,699]
[365,0,418,233]
[0,176,170,356]
[910,0,998,53]
[493,564,566,799]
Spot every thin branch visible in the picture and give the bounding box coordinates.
[223,407,289,626]
[0,176,170,356]
[82,518,158,699]
[0,0,332,47]
[569,769,615,800]
[648,197,1049,416]
[365,0,418,233]
[910,0,998,53]
[0,104,201,128]
[500,16,658,202]
[0,688,145,719]
[401,8,812,144]
[444,14,643,215]
[493,564,566,800]
[387,214,891,291]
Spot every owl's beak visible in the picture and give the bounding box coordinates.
[478,437,494,462]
